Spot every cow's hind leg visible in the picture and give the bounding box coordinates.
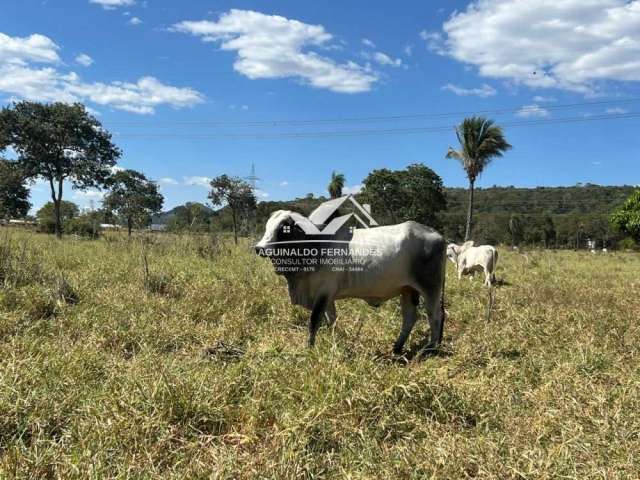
[414,273,445,350]
[484,267,491,286]
[393,288,420,355]
[308,296,328,348]
[324,300,337,327]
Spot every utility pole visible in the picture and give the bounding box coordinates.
[243,163,260,238]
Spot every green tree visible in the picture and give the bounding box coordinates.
[611,189,640,243]
[0,159,30,219]
[327,171,345,199]
[360,163,446,228]
[167,202,213,232]
[446,117,512,240]
[543,215,556,248]
[208,175,256,245]
[508,214,523,247]
[104,169,164,236]
[36,201,79,234]
[0,102,120,238]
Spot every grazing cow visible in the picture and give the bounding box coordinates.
[255,210,447,354]
[446,241,498,287]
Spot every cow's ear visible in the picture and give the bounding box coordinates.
[462,240,475,250]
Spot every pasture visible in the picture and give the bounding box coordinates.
[0,230,639,478]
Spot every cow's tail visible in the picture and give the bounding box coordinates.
[491,247,498,284]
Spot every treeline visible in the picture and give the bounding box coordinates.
[441,184,637,248]
[251,184,637,249]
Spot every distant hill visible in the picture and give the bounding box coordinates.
[154,185,635,223]
[443,184,636,216]
[152,203,214,224]
[152,185,638,248]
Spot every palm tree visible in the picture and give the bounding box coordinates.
[446,117,512,240]
[328,171,346,198]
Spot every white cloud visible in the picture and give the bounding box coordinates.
[605,107,627,114]
[441,83,497,97]
[279,181,289,187]
[516,104,550,118]
[66,76,204,114]
[403,45,413,56]
[158,177,179,185]
[419,30,446,55]
[343,184,363,195]
[90,0,135,9]
[533,95,557,103]
[362,38,375,48]
[372,52,402,68]
[0,65,78,103]
[0,32,60,64]
[75,53,94,67]
[441,0,640,93]
[255,189,269,198]
[0,32,205,115]
[184,176,212,188]
[73,189,105,200]
[129,17,142,26]
[172,10,379,93]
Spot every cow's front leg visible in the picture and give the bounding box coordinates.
[393,289,419,355]
[308,296,328,348]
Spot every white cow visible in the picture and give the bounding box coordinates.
[447,241,498,287]
[255,211,447,354]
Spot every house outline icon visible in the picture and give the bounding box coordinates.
[282,195,378,236]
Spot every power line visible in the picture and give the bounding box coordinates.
[106,98,640,128]
[112,111,640,140]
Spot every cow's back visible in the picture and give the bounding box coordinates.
[334,222,445,299]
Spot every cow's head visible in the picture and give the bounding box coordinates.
[446,241,474,266]
[255,210,308,256]
[446,243,461,265]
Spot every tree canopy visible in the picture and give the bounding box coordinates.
[0,159,30,219]
[104,169,163,236]
[446,116,511,240]
[611,189,640,242]
[165,202,214,232]
[36,201,79,233]
[208,175,256,244]
[0,101,120,237]
[328,171,345,199]
[360,163,446,228]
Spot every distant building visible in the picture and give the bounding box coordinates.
[6,219,37,227]
[149,224,167,232]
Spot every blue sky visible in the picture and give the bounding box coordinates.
[1,0,639,212]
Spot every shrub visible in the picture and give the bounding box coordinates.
[64,214,101,238]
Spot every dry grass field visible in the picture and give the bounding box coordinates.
[0,230,639,479]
